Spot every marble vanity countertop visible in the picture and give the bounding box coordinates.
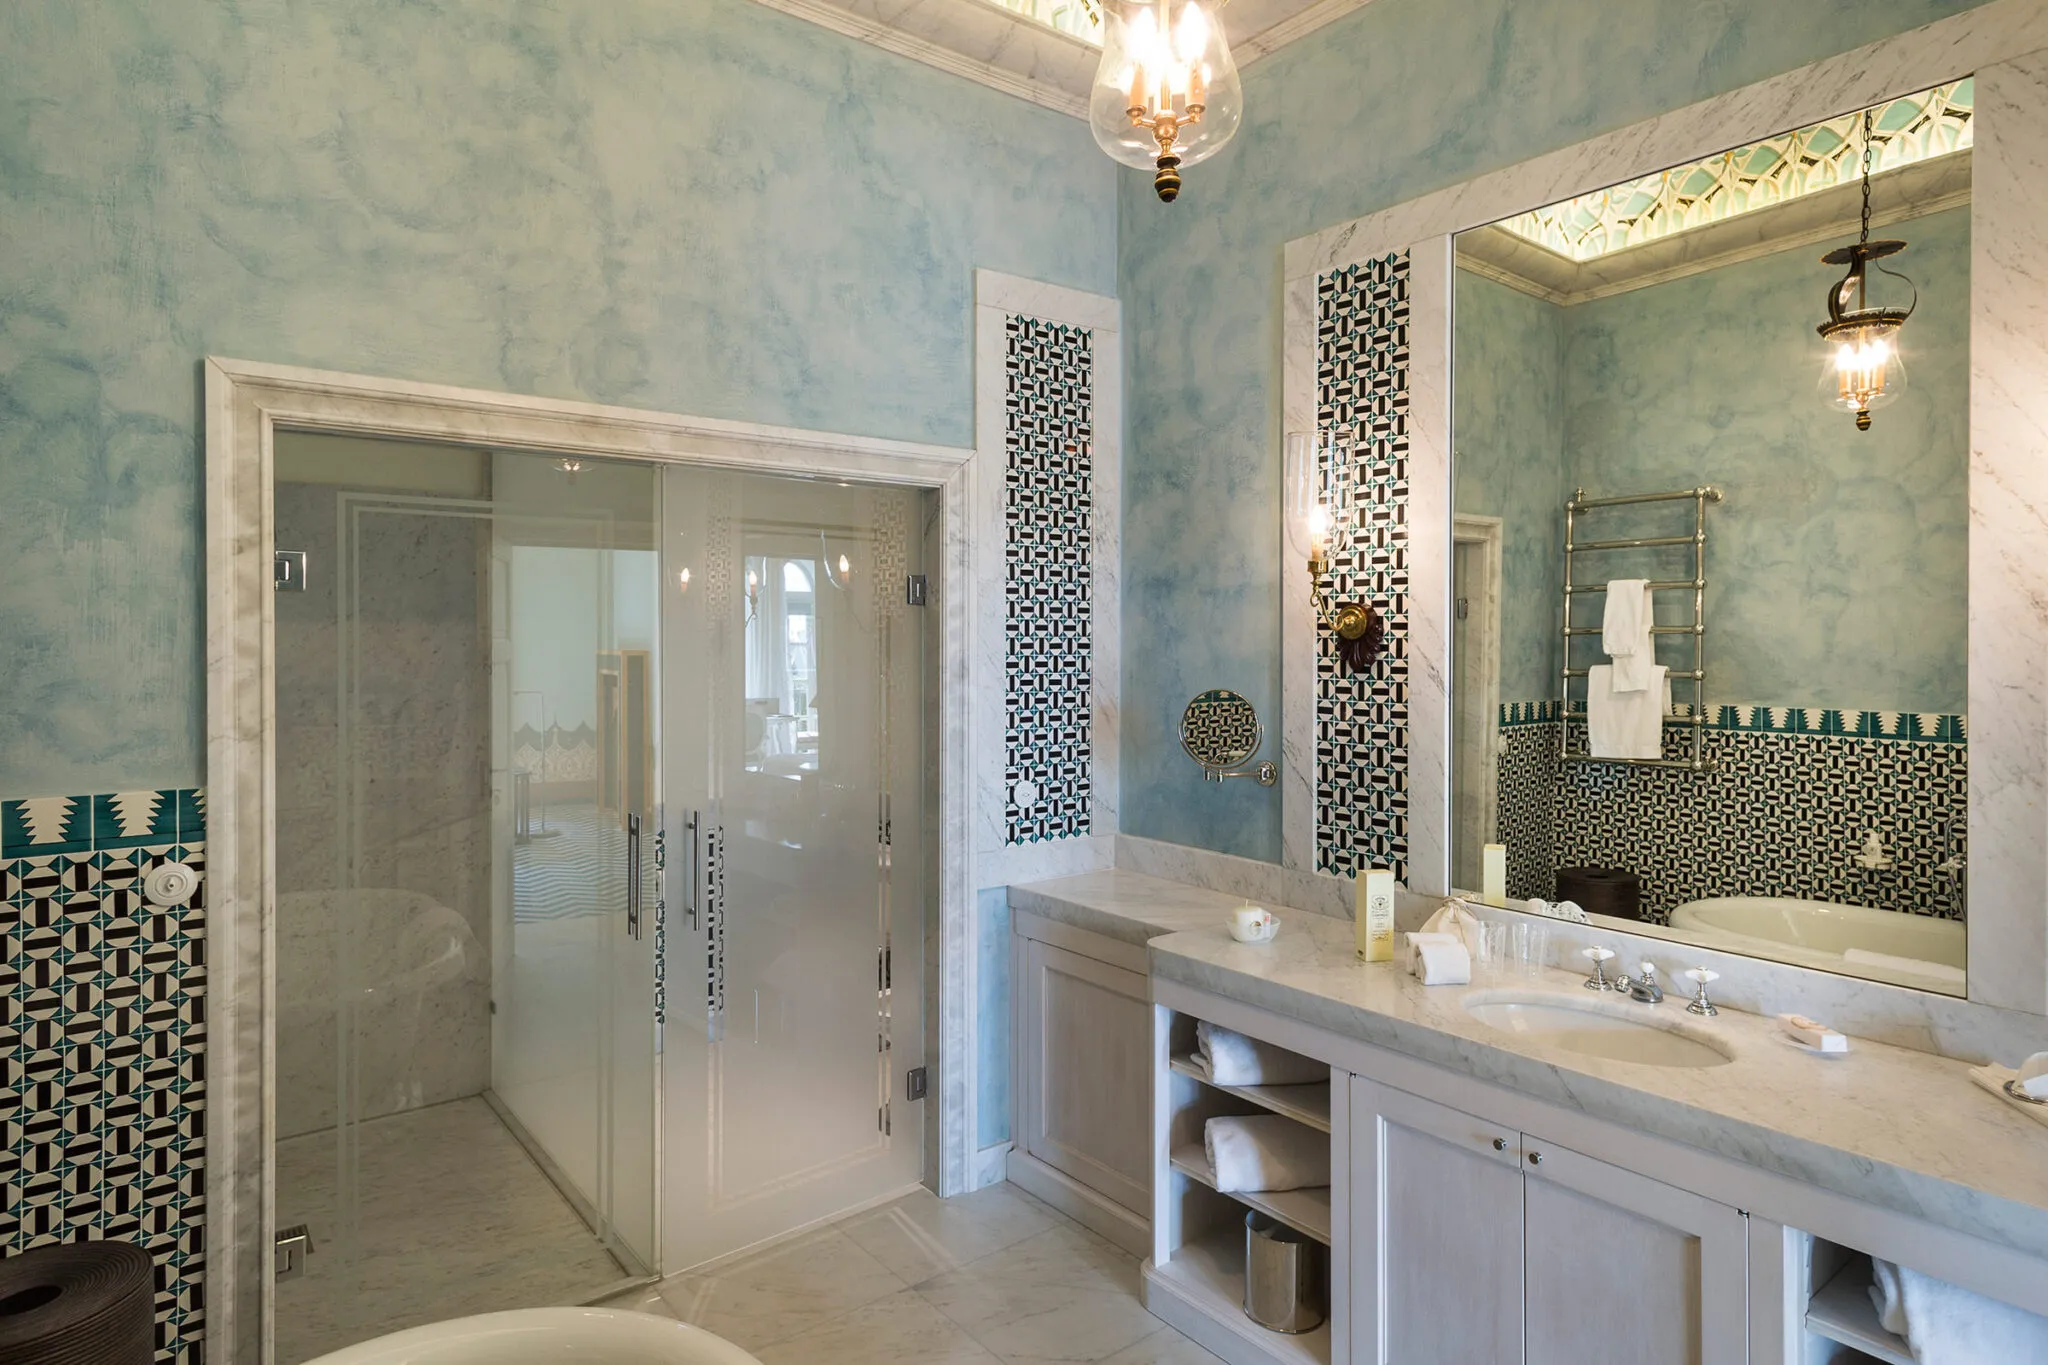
[1008,871,1258,948]
[1008,870,2048,1262]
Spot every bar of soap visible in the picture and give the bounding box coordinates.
[1778,1013,1849,1053]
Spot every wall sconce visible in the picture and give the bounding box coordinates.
[820,532,854,591]
[1287,430,1385,672]
[745,567,760,625]
[677,567,692,595]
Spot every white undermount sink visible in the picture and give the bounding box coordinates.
[1463,993,1733,1068]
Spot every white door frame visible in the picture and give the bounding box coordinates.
[1450,514,1502,893]
[203,357,976,1361]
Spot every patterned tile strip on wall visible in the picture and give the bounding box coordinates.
[1315,253,1412,882]
[1002,314,1094,845]
[1493,706,1967,921]
[2,789,207,1364]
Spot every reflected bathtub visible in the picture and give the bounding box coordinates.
[1666,896,1964,991]
[301,1308,761,1365]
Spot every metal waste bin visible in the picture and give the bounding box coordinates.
[1243,1212,1325,1333]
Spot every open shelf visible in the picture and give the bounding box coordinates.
[1805,1260,1914,1365]
[1170,1143,1332,1246]
[1170,1055,1332,1132]
[1145,1228,1331,1365]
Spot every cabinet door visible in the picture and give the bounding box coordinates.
[1350,1077,1524,1365]
[1019,938,1152,1213]
[1520,1136,1747,1365]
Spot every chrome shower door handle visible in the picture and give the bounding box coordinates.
[626,812,643,940]
[685,809,702,931]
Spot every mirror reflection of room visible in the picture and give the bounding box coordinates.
[1450,81,1971,996]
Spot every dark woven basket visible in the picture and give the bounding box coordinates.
[1556,866,1643,922]
[0,1241,154,1365]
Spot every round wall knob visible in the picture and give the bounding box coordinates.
[1492,1137,1508,1151]
[144,862,200,907]
[1527,1151,1543,1166]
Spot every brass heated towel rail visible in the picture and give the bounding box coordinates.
[1559,485,1722,773]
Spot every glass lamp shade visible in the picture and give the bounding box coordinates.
[1089,0,1242,201]
[1286,429,1356,557]
[1816,319,1908,430]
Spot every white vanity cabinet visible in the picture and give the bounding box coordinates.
[1009,910,1155,1252]
[1350,1076,1747,1365]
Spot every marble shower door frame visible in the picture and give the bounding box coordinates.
[203,358,977,1362]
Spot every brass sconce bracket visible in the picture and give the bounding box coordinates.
[1308,557,1384,674]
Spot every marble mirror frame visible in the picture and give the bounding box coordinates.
[1280,0,2048,1017]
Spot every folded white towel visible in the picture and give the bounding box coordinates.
[1867,1257,2048,1363]
[1194,1020,1326,1087]
[2019,1050,2048,1100]
[1419,900,1482,954]
[1587,663,1669,760]
[1967,1063,2048,1130]
[1412,939,1472,986]
[1521,898,1590,924]
[1204,1115,1331,1194]
[1402,931,1460,973]
[1602,579,1655,692]
[1842,947,1968,989]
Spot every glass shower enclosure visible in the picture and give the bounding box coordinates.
[272,435,658,1361]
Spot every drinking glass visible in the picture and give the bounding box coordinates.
[1513,922,1550,977]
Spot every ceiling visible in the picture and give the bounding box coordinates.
[748,0,1378,117]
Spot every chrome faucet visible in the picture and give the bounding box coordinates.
[1615,962,1664,1005]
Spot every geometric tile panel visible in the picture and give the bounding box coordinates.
[1003,313,1094,845]
[3,788,207,1363]
[1315,252,1411,882]
[1495,710,1966,924]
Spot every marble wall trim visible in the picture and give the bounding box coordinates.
[966,271,1120,1189]
[1280,0,2048,1018]
[204,359,978,1356]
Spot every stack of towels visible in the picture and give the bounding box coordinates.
[1400,901,1480,986]
[1192,1022,1331,1195]
[1193,1020,1327,1087]
[1589,579,1670,760]
[1867,1257,2048,1362]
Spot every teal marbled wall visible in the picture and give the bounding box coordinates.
[1560,206,1970,713]
[1453,271,1566,702]
[1117,0,1982,862]
[0,0,1115,794]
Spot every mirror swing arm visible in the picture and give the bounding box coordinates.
[1179,688,1280,786]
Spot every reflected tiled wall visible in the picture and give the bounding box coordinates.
[2,789,207,1362]
[1497,705,1967,921]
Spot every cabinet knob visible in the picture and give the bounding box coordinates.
[1492,1137,1508,1151]
[1527,1151,1543,1166]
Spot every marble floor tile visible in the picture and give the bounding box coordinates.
[595,1282,678,1319]
[657,1225,909,1350]
[1096,1327,1226,1365]
[913,1222,1162,1365]
[753,1288,1005,1365]
[837,1182,1060,1285]
[275,1096,628,1363]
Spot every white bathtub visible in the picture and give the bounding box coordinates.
[300,1308,762,1365]
[1667,896,1964,990]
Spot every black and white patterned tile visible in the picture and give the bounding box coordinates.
[3,789,207,1362]
[1314,253,1411,881]
[1003,314,1094,845]
[1494,710,1967,923]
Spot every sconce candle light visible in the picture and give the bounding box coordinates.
[1287,430,1386,672]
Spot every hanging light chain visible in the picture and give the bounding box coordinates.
[1859,109,1874,245]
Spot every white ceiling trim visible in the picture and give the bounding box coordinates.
[752,0,1384,121]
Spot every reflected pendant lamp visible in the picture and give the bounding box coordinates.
[1816,110,1918,431]
[1088,0,1243,202]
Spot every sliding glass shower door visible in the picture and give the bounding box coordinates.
[660,467,927,1269]
[272,436,659,1362]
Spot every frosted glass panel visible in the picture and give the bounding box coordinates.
[662,467,927,1270]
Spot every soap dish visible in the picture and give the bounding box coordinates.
[1779,1034,1850,1060]
[2003,1078,2048,1106]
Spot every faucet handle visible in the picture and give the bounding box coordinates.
[1684,966,1719,1017]
[1581,946,1618,991]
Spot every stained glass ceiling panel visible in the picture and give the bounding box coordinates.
[1497,80,1973,263]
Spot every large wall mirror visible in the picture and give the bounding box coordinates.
[1448,80,1973,996]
